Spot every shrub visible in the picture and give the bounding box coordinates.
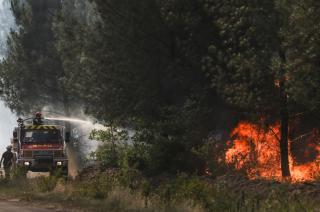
[157,174,214,207]
[75,173,117,199]
[35,176,59,192]
[90,125,129,169]
[11,166,28,179]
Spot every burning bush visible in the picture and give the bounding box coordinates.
[226,121,320,182]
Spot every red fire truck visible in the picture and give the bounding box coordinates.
[11,112,69,175]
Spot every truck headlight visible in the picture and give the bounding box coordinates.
[56,161,62,166]
[24,162,30,166]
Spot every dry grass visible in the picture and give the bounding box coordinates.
[0,177,204,212]
[2,171,320,211]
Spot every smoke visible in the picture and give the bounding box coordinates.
[0,102,16,152]
[0,0,17,152]
[0,0,15,59]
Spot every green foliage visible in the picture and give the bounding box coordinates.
[53,0,227,175]
[11,166,28,179]
[203,0,280,117]
[91,143,126,168]
[0,0,68,114]
[124,142,150,171]
[35,176,59,192]
[193,138,228,178]
[157,174,213,206]
[90,125,129,168]
[90,126,129,144]
[285,0,320,114]
[76,173,116,199]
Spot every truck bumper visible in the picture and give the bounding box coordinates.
[17,158,68,171]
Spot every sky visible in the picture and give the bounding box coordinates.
[0,0,17,152]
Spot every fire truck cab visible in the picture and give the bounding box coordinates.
[11,113,69,175]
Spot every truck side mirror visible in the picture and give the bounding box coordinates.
[65,132,71,143]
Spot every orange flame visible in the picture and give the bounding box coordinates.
[226,121,320,182]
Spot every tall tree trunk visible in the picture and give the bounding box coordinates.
[279,50,291,177]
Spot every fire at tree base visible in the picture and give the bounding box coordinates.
[226,121,320,183]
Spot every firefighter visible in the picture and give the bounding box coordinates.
[0,146,14,179]
[33,112,43,125]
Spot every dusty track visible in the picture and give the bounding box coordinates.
[0,200,55,212]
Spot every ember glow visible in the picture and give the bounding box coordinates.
[226,122,320,182]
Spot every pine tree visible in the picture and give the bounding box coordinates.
[0,0,65,114]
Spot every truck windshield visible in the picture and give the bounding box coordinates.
[22,130,62,144]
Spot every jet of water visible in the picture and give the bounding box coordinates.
[46,117,106,130]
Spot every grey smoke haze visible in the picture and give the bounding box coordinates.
[0,0,17,151]
[0,102,16,151]
[0,0,15,58]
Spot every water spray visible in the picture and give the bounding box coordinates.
[46,117,106,130]
[45,116,106,178]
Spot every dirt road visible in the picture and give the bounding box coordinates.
[0,200,63,212]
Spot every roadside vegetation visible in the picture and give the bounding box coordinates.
[2,135,320,212]
[1,165,320,211]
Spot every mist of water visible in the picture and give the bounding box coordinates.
[45,115,106,177]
